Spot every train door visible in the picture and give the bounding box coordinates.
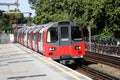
[32,33,35,50]
[59,26,72,58]
[38,32,43,54]
[28,29,32,49]
[34,31,38,52]
[24,31,27,46]
[22,29,25,45]
[27,32,30,48]
[24,29,29,47]
[23,28,27,46]
[32,29,37,50]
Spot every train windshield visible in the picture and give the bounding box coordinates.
[47,27,58,43]
[61,27,69,41]
[71,26,82,41]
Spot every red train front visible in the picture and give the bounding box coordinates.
[15,21,85,65]
[42,21,85,64]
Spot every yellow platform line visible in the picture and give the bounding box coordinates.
[32,53,82,80]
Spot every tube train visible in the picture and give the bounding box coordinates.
[14,21,85,65]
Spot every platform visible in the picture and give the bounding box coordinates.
[0,43,92,80]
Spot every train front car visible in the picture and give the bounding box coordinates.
[43,21,85,65]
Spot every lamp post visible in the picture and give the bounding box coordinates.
[88,26,91,51]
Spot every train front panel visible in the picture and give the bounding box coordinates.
[42,21,85,64]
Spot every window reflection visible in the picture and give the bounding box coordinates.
[71,26,82,41]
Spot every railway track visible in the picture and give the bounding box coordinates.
[76,65,120,80]
[84,51,120,69]
[75,51,120,80]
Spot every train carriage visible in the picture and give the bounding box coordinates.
[15,21,85,65]
[42,21,85,64]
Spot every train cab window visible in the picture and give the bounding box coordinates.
[71,26,82,41]
[47,27,58,43]
[61,27,69,41]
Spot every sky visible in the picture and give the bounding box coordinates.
[0,0,35,17]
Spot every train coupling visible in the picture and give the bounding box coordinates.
[59,54,75,65]
[60,59,74,65]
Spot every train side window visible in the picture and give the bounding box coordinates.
[47,27,58,43]
[28,34,30,40]
[71,26,82,41]
[32,35,34,40]
[38,33,41,42]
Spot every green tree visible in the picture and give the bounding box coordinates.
[0,10,10,33]
[7,9,26,24]
[29,0,120,38]
[0,9,30,33]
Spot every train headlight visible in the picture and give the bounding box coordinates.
[75,46,81,50]
[49,47,56,51]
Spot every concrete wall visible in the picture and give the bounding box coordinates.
[0,33,10,44]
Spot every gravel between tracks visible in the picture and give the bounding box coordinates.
[88,63,120,78]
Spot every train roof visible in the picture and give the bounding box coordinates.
[16,21,81,33]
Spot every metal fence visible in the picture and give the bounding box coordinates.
[0,33,10,44]
[85,38,120,56]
